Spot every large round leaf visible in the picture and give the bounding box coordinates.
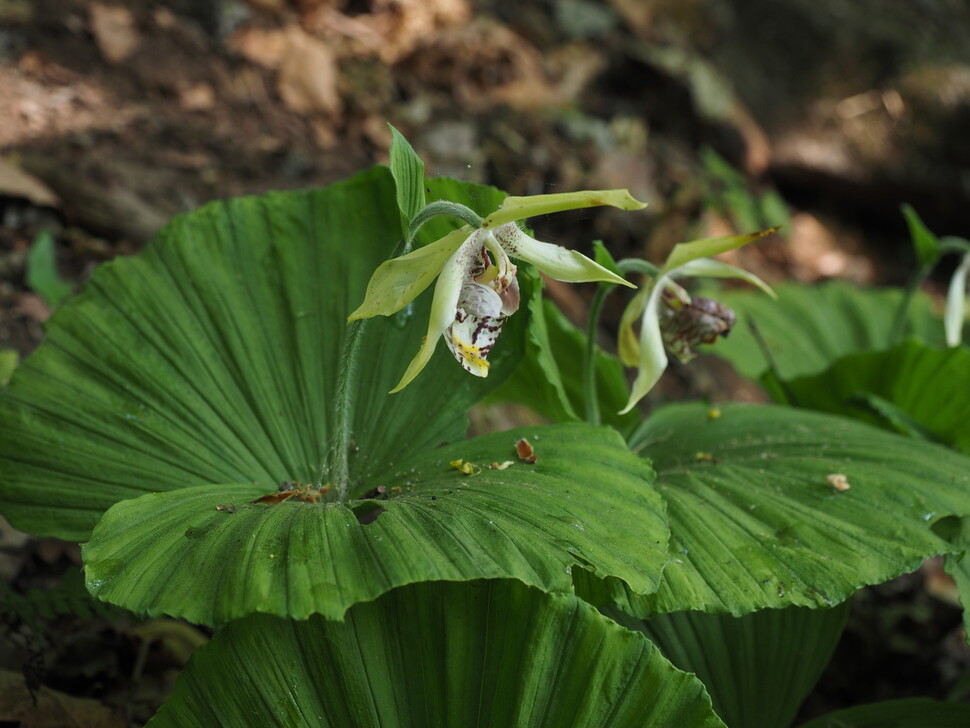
[83,423,668,624]
[781,340,970,454]
[577,403,970,616]
[706,281,948,380]
[146,580,727,728]
[0,169,522,540]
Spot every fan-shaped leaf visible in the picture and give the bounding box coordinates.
[0,169,521,540]
[83,424,667,624]
[146,580,726,728]
[577,403,970,616]
[706,281,948,380]
[781,340,970,454]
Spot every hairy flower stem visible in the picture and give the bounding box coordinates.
[323,236,416,499]
[322,318,365,500]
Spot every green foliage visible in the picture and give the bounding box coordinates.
[2,139,969,723]
[492,295,636,430]
[0,569,123,630]
[146,580,726,728]
[577,402,970,617]
[83,424,666,625]
[387,123,426,238]
[0,170,519,540]
[706,280,948,380]
[798,698,970,728]
[700,148,791,233]
[0,349,16,387]
[781,340,970,453]
[25,231,73,307]
[634,602,849,728]
[901,204,942,268]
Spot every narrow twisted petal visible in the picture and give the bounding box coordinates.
[672,258,777,298]
[482,189,646,228]
[493,224,634,288]
[619,276,669,415]
[390,231,484,392]
[348,228,469,321]
[661,228,779,274]
[618,286,649,366]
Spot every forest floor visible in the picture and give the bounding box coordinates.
[2,0,969,724]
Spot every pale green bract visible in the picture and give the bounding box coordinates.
[349,189,644,392]
[618,228,777,413]
[945,251,970,347]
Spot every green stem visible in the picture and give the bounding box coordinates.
[408,201,483,244]
[583,284,611,426]
[618,258,660,277]
[889,265,931,346]
[321,318,365,500]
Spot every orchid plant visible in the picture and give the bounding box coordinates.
[349,189,640,391]
[350,127,777,414]
[3,125,970,727]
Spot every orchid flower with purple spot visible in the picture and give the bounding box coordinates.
[349,189,644,392]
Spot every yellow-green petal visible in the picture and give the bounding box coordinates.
[661,227,778,274]
[673,258,777,299]
[619,277,669,414]
[618,286,649,366]
[494,226,635,288]
[389,233,478,392]
[481,189,646,229]
[347,228,468,321]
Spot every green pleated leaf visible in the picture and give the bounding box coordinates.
[388,124,426,237]
[26,231,74,307]
[902,204,942,268]
[0,168,520,540]
[146,580,726,728]
[492,297,636,430]
[83,423,667,624]
[706,281,948,380]
[577,403,970,617]
[782,340,970,454]
[631,603,848,728]
[798,698,970,728]
[940,516,970,643]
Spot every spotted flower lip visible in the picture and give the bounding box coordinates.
[618,229,778,414]
[349,189,644,392]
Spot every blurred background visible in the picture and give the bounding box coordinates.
[1,0,970,723]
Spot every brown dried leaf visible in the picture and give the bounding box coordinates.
[88,3,141,64]
[0,157,59,207]
[228,26,289,69]
[276,26,342,116]
[515,438,537,464]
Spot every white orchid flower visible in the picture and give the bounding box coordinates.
[618,229,778,414]
[944,251,970,347]
[349,189,644,392]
